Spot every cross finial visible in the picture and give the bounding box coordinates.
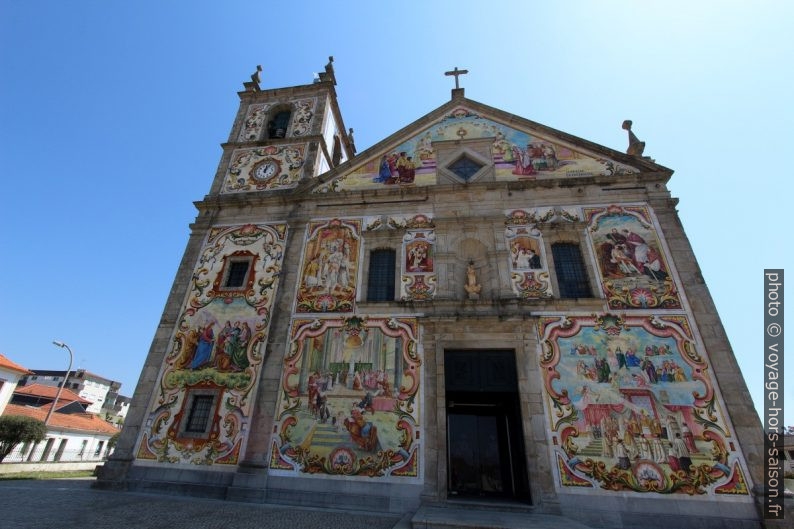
[444,66,469,89]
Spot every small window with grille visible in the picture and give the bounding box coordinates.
[224,261,250,288]
[551,243,591,299]
[367,249,396,302]
[185,395,215,433]
[448,155,484,181]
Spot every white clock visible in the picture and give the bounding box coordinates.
[252,159,280,182]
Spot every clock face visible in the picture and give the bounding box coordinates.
[252,159,280,182]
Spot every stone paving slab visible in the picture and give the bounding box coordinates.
[0,478,399,529]
[411,505,594,529]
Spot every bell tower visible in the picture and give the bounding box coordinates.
[207,57,355,196]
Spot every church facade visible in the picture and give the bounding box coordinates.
[97,60,767,528]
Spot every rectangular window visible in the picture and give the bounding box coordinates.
[78,440,88,457]
[185,395,215,433]
[94,441,104,457]
[367,249,396,302]
[552,243,591,299]
[224,260,250,288]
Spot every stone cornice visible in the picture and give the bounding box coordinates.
[220,135,324,150]
[236,80,333,101]
[194,169,672,214]
[355,296,607,318]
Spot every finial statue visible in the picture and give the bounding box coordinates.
[622,120,645,157]
[464,260,482,300]
[317,56,337,85]
[251,65,262,85]
[244,65,263,91]
[348,128,357,154]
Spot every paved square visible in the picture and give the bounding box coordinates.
[0,479,399,529]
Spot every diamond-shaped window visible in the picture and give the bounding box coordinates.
[448,155,484,181]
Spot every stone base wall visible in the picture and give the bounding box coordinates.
[0,461,104,474]
[558,493,761,529]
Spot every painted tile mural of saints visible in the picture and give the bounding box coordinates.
[401,231,437,301]
[136,223,287,466]
[538,314,750,496]
[504,209,553,299]
[270,317,421,480]
[326,107,638,191]
[585,205,681,309]
[405,239,432,273]
[296,218,362,313]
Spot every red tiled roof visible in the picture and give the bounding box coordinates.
[0,354,32,375]
[14,384,93,405]
[36,401,80,413]
[3,404,120,436]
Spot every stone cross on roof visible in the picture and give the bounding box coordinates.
[444,66,468,89]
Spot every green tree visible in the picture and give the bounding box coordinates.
[0,415,46,462]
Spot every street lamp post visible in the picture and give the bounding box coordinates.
[45,341,74,426]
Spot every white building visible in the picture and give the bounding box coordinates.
[0,354,32,416]
[2,403,119,464]
[20,369,119,414]
[102,394,131,426]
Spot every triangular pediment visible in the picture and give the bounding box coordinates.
[309,97,666,193]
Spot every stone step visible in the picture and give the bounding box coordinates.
[443,498,535,514]
[410,505,594,529]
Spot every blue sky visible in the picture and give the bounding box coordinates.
[1,1,791,424]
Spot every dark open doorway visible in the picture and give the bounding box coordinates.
[444,350,530,501]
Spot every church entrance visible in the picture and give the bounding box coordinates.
[444,350,529,501]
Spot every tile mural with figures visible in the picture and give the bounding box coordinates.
[399,214,437,301]
[538,314,750,496]
[136,223,287,466]
[269,317,421,480]
[324,106,638,191]
[584,204,681,310]
[296,218,362,313]
[504,209,553,299]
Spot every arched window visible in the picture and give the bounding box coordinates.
[267,109,291,139]
[331,136,342,166]
[367,249,396,301]
[551,243,591,299]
